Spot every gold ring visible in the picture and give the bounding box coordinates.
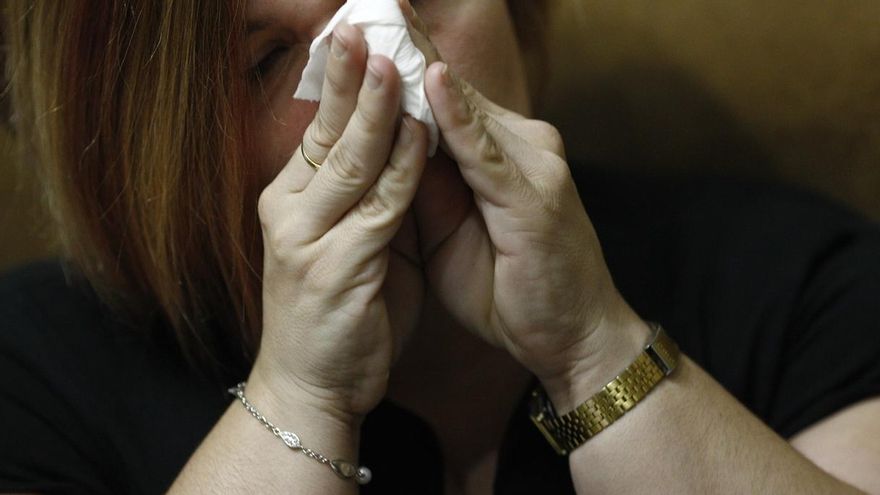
[301,145,323,171]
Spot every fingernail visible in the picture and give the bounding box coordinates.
[440,63,454,89]
[366,60,383,89]
[331,30,348,58]
[400,117,415,145]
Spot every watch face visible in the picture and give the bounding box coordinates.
[529,388,569,455]
[528,388,557,420]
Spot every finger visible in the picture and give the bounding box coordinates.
[399,0,442,66]
[269,143,313,196]
[336,116,429,251]
[432,78,527,162]
[447,74,567,165]
[454,76,526,122]
[298,56,403,238]
[397,1,523,125]
[433,68,565,162]
[424,61,536,208]
[398,0,519,124]
[296,22,367,181]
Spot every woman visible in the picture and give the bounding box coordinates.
[2,0,879,493]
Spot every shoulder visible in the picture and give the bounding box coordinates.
[664,179,880,436]
[0,259,105,336]
[0,260,135,369]
[659,174,880,323]
[665,174,879,309]
[571,166,877,255]
[571,167,880,316]
[572,167,880,436]
[0,261,124,492]
[0,260,233,493]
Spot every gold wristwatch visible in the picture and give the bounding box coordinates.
[529,323,680,455]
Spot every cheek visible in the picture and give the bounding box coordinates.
[425,2,530,115]
[251,96,318,183]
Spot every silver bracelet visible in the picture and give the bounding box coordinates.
[227,381,372,485]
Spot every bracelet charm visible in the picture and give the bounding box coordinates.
[280,431,301,449]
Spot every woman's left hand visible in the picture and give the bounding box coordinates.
[402,2,650,409]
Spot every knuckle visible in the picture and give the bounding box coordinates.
[300,257,337,294]
[539,155,574,200]
[258,184,294,233]
[540,193,566,219]
[547,154,573,183]
[260,197,311,263]
[300,240,375,296]
[257,186,276,223]
[266,228,325,280]
[478,135,504,165]
[534,121,564,152]
[451,96,479,128]
[309,113,341,151]
[352,105,387,135]
[358,187,398,227]
[324,64,350,95]
[460,80,479,100]
[264,220,296,261]
[328,142,366,183]
[476,118,505,165]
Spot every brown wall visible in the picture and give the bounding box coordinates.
[1,1,879,270]
[544,0,880,218]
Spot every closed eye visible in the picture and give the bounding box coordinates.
[252,46,288,80]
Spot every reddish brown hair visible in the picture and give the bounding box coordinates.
[4,1,262,368]
[3,0,549,369]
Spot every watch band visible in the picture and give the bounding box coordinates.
[529,323,680,455]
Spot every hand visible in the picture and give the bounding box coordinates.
[250,23,428,424]
[402,4,650,408]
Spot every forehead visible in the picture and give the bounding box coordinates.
[245,0,332,40]
[244,0,513,34]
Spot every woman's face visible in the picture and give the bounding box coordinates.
[245,0,531,179]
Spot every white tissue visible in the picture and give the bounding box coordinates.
[294,0,439,155]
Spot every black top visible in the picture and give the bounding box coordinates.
[2,169,879,494]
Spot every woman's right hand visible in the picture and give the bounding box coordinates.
[248,22,429,425]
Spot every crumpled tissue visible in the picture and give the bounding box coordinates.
[294,0,439,155]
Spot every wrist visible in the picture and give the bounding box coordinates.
[232,370,368,484]
[247,361,364,432]
[539,302,652,413]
